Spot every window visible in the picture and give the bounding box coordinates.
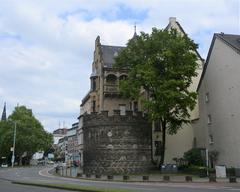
[92,78,96,91]
[154,119,162,132]
[205,92,209,103]
[106,74,117,84]
[119,75,127,81]
[193,137,197,148]
[154,141,162,156]
[129,102,132,111]
[209,134,214,144]
[119,104,126,115]
[133,101,138,112]
[207,114,212,124]
[92,100,96,112]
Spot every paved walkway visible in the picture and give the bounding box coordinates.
[54,168,239,184]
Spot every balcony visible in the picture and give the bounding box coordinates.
[104,84,119,96]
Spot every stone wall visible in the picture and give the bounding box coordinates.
[83,110,153,174]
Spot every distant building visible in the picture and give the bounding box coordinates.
[53,128,68,145]
[193,33,240,170]
[66,123,79,163]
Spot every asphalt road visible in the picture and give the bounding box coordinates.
[0,166,240,192]
[0,180,74,192]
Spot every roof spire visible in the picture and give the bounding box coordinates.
[1,102,7,121]
[132,22,137,39]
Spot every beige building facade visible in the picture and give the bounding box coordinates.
[193,33,240,169]
[152,17,204,164]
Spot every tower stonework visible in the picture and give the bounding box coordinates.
[83,110,153,174]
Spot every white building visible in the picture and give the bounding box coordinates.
[193,33,240,170]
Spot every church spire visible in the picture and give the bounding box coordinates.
[132,22,137,39]
[1,102,7,121]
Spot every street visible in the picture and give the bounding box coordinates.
[0,180,74,192]
[0,166,240,192]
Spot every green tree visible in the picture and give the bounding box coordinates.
[115,28,199,165]
[0,106,53,165]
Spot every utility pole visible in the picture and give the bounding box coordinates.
[206,148,209,177]
[11,122,17,168]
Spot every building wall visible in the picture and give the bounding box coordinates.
[194,37,240,168]
[83,111,153,174]
[151,17,204,164]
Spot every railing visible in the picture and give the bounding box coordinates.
[104,84,119,93]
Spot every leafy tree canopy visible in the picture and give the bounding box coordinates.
[114,28,199,164]
[0,106,53,164]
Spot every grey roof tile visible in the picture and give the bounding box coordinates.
[217,33,240,52]
[101,45,125,68]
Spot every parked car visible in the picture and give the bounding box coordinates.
[1,163,8,168]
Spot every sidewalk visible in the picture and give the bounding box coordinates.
[53,168,239,184]
[75,174,239,183]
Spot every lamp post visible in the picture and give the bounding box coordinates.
[206,148,209,177]
[11,122,17,168]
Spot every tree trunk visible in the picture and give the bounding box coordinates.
[160,119,166,166]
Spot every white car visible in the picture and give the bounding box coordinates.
[1,163,8,168]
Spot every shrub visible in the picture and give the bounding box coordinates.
[184,148,205,166]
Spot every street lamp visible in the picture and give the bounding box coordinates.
[11,122,17,168]
[206,148,209,177]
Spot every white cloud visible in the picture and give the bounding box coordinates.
[0,0,239,131]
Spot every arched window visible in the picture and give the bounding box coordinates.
[106,74,117,84]
[119,75,127,81]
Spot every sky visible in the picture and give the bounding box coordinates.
[0,0,239,132]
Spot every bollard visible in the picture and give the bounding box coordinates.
[185,176,192,182]
[209,176,216,182]
[229,177,237,183]
[86,174,91,178]
[123,175,130,181]
[77,173,82,177]
[163,175,170,181]
[142,176,149,181]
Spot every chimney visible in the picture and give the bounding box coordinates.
[169,17,176,24]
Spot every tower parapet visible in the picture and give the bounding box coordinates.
[83,111,153,174]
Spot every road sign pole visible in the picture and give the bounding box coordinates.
[11,122,17,168]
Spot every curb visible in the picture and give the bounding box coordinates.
[12,181,98,192]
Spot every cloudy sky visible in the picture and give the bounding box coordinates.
[0,0,239,132]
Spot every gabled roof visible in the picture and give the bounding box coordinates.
[165,19,204,62]
[217,33,240,53]
[197,33,240,91]
[101,45,125,68]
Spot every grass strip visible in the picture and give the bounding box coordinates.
[12,181,135,192]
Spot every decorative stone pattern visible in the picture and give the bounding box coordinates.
[83,110,153,174]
